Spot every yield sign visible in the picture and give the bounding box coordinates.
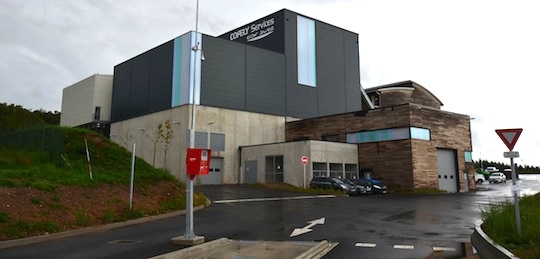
[495,128,523,151]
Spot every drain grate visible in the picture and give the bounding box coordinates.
[108,239,142,245]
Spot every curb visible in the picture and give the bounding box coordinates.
[0,204,206,250]
[148,238,337,259]
[471,225,519,259]
[296,240,339,259]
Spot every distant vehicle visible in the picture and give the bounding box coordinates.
[485,166,498,173]
[488,172,507,184]
[352,178,387,194]
[474,173,486,184]
[310,177,357,195]
[345,178,372,194]
[503,168,513,179]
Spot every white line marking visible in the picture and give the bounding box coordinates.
[433,246,456,252]
[213,195,336,204]
[393,245,414,250]
[355,243,377,248]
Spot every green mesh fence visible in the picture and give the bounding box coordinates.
[0,126,64,165]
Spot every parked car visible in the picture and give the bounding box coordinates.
[474,173,486,184]
[352,178,387,194]
[344,178,372,195]
[309,177,357,195]
[485,166,498,173]
[488,172,507,183]
[369,179,388,194]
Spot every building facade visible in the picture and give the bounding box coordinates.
[61,9,475,192]
[286,81,474,192]
[60,74,113,136]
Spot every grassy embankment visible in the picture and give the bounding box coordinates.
[0,126,205,241]
[481,193,540,258]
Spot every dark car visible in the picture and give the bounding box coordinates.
[352,178,387,194]
[344,178,372,194]
[310,177,357,195]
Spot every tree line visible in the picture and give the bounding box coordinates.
[474,159,540,174]
[0,103,60,131]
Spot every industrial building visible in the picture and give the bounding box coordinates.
[61,9,474,192]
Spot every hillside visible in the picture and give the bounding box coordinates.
[0,103,60,130]
[0,126,204,241]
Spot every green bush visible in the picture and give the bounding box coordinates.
[482,194,540,258]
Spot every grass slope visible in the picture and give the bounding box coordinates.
[481,193,540,258]
[0,127,204,241]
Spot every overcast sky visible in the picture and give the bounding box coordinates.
[1,0,539,167]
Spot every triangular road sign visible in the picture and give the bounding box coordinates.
[495,128,523,151]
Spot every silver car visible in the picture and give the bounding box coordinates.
[488,172,507,183]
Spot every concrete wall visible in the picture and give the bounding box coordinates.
[61,74,113,127]
[110,105,286,182]
[241,140,358,187]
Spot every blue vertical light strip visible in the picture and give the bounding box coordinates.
[171,32,202,107]
[297,15,316,87]
[189,31,202,105]
[171,37,183,107]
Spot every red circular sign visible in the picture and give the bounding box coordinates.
[301,156,309,165]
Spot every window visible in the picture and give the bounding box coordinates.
[345,164,358,179]
[370,95,380,108]
[186,130,210,148]
[94,107,101,121]
[297,15,316,87]
[410,127,430,141]
[313,162,327,177]
[329,163,343,178]
[346,127,431,144]
[464,151,473,162]
[210,133,225,151]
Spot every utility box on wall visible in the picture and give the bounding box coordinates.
[186,148,211,180]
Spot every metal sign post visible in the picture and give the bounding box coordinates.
[496,128,523,237]
[301,156,308,188]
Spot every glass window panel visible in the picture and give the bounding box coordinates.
[464,151,473,162]
[297,15,316,87]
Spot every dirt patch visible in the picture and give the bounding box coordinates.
[0,182,189,241]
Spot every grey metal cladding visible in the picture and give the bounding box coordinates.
[111,61,131,122]
[111,41,174,122]
[148,41,174,114]
[129,52,150,117]
[201,37,246,110]
[316,22,347,117]
[343,32,362,111]
[245,46,286,115]
[284,11,319,119]
[284,11,363,119]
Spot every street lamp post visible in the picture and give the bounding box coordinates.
[171,0,204,246]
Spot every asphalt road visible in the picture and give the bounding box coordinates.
[1,174,538,259]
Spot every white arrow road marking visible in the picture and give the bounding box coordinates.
[290,217,325,237]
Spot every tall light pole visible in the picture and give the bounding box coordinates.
[171,0,204,246]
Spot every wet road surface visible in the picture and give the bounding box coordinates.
[1,174,538,258]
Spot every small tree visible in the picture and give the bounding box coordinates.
[160,120,174,170]
[145,122,163,167]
